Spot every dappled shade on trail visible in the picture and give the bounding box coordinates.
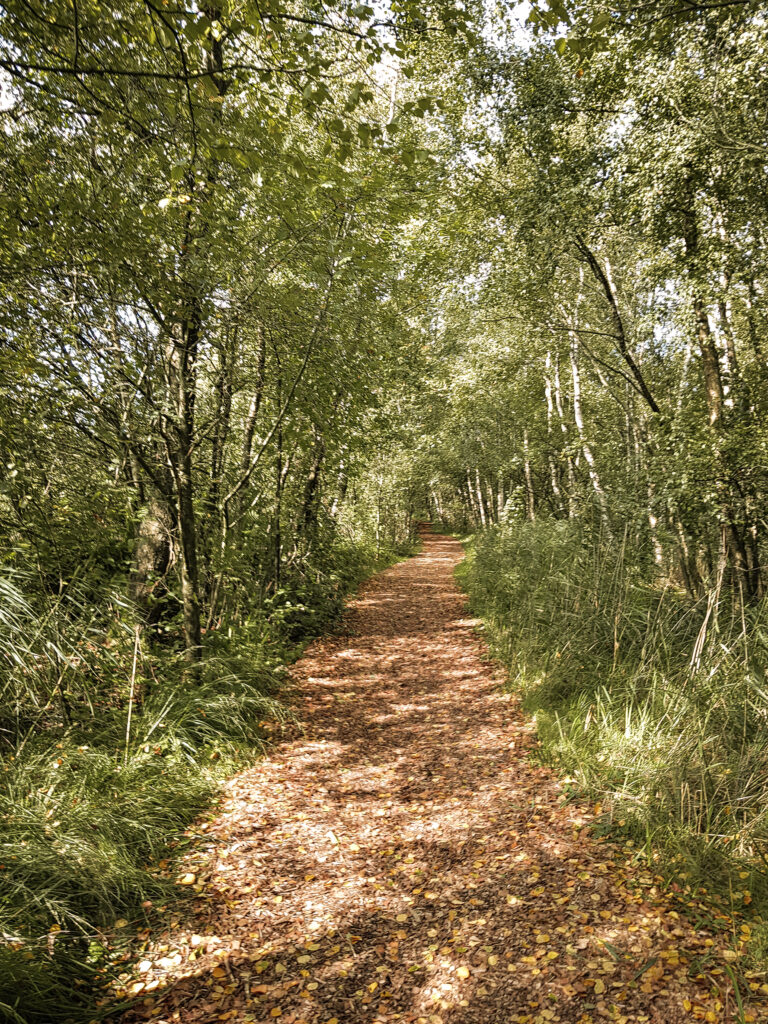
[114,533,757,1024]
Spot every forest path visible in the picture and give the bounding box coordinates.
[117,531,752,1024]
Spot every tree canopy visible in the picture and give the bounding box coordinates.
[4,0,768,1016]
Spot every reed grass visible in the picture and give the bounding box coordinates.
[457,521,768,959]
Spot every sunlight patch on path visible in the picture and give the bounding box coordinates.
[111,533,761,1024]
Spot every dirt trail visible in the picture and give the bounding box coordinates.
[117,531,759,1024]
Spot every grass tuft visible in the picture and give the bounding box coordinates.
[457,521,768,951]
[0,535,411,1023]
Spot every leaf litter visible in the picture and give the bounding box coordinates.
[108,533,766,1024]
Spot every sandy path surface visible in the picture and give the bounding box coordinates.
[117,531,759,1024]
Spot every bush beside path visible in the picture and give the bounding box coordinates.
[111,533,764,1024]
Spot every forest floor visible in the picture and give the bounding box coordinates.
[110,531,765,1024]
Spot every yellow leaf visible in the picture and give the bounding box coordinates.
[488,954,499,966]
[457,966,470,979]
[535,934,550,944]
[270,1010,282,1018]
[212,966,226,979]
[594,979,605,994]
[396,913,408,922]
[178,873,196,885]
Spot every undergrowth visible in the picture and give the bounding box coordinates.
[456,521,768,962]
[0,537,409,1024]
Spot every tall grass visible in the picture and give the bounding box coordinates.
[0,602,288,1021]
[457,522,768,949]
[0,536,410,1023]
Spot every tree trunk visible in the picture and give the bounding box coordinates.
[330,460,348,519]
[273,424,284,592]
[694,296,724,428]
[299,428,326,541]
[240,325,267,477]
[569,331,612,537]
[573,235,660,413]
[475,468,487,528]
[485,476,497,524]
[683,199,756,596]
[132,481,174,627]
[465,469,479,525]
[165,312,203,662]
[552,350,577,518]
[544,352,565,516]
[523,429,535,522]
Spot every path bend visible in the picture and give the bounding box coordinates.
[118,531,753,1024]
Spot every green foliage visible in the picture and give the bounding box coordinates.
[263,536,414,641]
[4,0,768,1009]
[0,532,392,1023]
[459,523,768,939]
[0,945,102,1024]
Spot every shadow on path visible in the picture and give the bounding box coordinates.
[111,531,754,1024]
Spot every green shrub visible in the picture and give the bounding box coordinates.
[0,535,398,1023]
[458,522,768,933]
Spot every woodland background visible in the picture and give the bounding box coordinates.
[2,0,768,1018]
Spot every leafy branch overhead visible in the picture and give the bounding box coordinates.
[3,0,768,1019]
